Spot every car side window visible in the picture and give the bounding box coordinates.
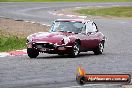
[92,22,98,32]
[85,21,98,34]
[81,25,86,34]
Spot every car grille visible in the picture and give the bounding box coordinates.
[33,43,55,49]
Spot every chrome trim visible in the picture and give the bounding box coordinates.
[50,49,54,50]
[35,41,53,44]
[29,42,72,48]
[65,46,72,47]
[54,44,72,48]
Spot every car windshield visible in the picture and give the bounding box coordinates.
[50,21,85,33]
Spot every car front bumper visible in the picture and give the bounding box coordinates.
[27,42,73,54]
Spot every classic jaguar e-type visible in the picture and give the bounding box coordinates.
[27,19,106,58]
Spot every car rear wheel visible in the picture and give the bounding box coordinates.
[93,42,104,55]
[69,41,80,58]
[27,48,39,58]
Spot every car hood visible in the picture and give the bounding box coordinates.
[28,32,74,44]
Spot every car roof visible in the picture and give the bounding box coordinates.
[56,19,91,23]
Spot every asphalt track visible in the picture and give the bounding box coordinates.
[0,2,132,88]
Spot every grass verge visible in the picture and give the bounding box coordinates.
[75,6,132,18]
[0,0,132,2]
[0,30,26,52]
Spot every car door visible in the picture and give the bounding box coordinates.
[75,24,87,51]
[77,33,87,51]
[85,21,99,48]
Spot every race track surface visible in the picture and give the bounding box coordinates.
[0,2,132,88]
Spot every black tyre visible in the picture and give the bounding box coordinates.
[27,48,39,58]
[69,41,80,58]
[93,42,104,55]
[58,53,64,56]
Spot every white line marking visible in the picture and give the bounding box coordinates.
[42,24,46,25]
[0,52,10,57]
[58,14,64,16]
[75,7,82,9]
[48,11,57,15]
[97,6,104,7]
[31,21,36,24]
[66,15,76,17]
[112,5,120,7]
[62,84,122,88]
[62,85,82,88]
[62,84,99,88]
[16,49,27,52]
[25,21,30,23]
[78,16,87,18]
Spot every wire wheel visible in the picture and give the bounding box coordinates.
[69,41,80,58]
[93,42,104,55]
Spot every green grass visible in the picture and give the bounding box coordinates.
[0,0,132,2]
[76,6,132,17]
[0,30,26,52]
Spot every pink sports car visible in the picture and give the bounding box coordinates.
[26,19,106,58]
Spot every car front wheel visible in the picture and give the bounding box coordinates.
[93,42,104,55]
[27,48,39,58]
[69,41,80,58]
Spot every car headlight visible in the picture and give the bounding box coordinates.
[27,35,33,43]
[63,37,70,44]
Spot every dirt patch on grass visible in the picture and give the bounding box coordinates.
[0,18,50,37]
